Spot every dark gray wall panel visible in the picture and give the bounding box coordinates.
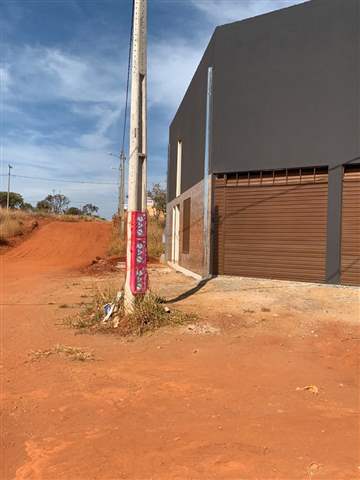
[212,0,359,173]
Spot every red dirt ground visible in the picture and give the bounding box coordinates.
[1,221,359,479]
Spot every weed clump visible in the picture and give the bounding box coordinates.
[65,285,195,337]
[107,215,164,259]
[29,344,94,362]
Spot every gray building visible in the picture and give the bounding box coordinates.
[166,0,360,286]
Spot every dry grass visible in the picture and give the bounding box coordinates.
[65,283,195,337]
[0,208,30,244]
[107,215,164,259]
[29,344,94,362]
[0,208,102,245]
[66,284,119,330]
[107,231,127,257]
[148,217,165,258]
[57,214,99,222]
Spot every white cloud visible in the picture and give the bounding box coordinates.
[149,39,203,112]
[191,0,307,25]
[3,45,127,152]
[78,105,122,150]
[2,140,119,216]
[4,45,125,105]
[0,65,11,94]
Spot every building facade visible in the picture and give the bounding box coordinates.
[166,0,360,286]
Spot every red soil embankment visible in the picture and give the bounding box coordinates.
[3,221,111,273]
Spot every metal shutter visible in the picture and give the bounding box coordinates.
[214,168,328,283]
[341,167,360,286]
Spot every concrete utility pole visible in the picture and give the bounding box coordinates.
[124,0,148,312]
[6,164,13,210]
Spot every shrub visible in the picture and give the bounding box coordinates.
[107,215,164,259]
[65,285,195,337]
[0,208,29,244]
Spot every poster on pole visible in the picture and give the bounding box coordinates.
[129,211,148,294]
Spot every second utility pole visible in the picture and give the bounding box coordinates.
[124,0,148,312]
[119,151,126,237]
[6,164,13,210]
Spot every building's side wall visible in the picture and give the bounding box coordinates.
[166,0,360,280]
[212,0,359,173]
[167,35,216,203]
[166,180,204,276]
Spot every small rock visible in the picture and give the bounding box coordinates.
[308,462,321,473]
[192,349,198,354]
[164,306,170,313]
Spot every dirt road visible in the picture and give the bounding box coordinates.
[1,221,359,479]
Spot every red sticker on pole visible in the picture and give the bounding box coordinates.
[129,211,148,295]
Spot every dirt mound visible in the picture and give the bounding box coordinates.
[3,220,111,272]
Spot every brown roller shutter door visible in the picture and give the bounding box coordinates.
[214,169,328,283]
[341,167,360,286]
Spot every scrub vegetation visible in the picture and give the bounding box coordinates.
[0,207,101,246]
[0,208,34,245]
[65,283,195,337]
[29,344,94,362]
[107,215,165,259]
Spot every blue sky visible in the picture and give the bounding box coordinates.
[1,0,304,218]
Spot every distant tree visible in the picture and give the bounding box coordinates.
[0,191,24,209]
[21,202,34,211]
[148,183,166,219]
[36,199,52,212]
[66,207,82,216]
[81,203,99,216]
[37,194,70,214]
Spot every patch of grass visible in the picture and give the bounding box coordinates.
[65,284,195,337]
[0,208,27,244]
[65,284,119,330]
[29,344,94,361]
[57,214,100,222]
[107,215,164,259]
[107,234,127,257]
[0,208,103,245]
[148,218,165,258]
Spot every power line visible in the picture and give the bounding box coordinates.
[0,174,118,186]
[121,0,135,155]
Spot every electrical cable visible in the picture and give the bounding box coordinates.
[120,0,135,156]
[0,173,118,185]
